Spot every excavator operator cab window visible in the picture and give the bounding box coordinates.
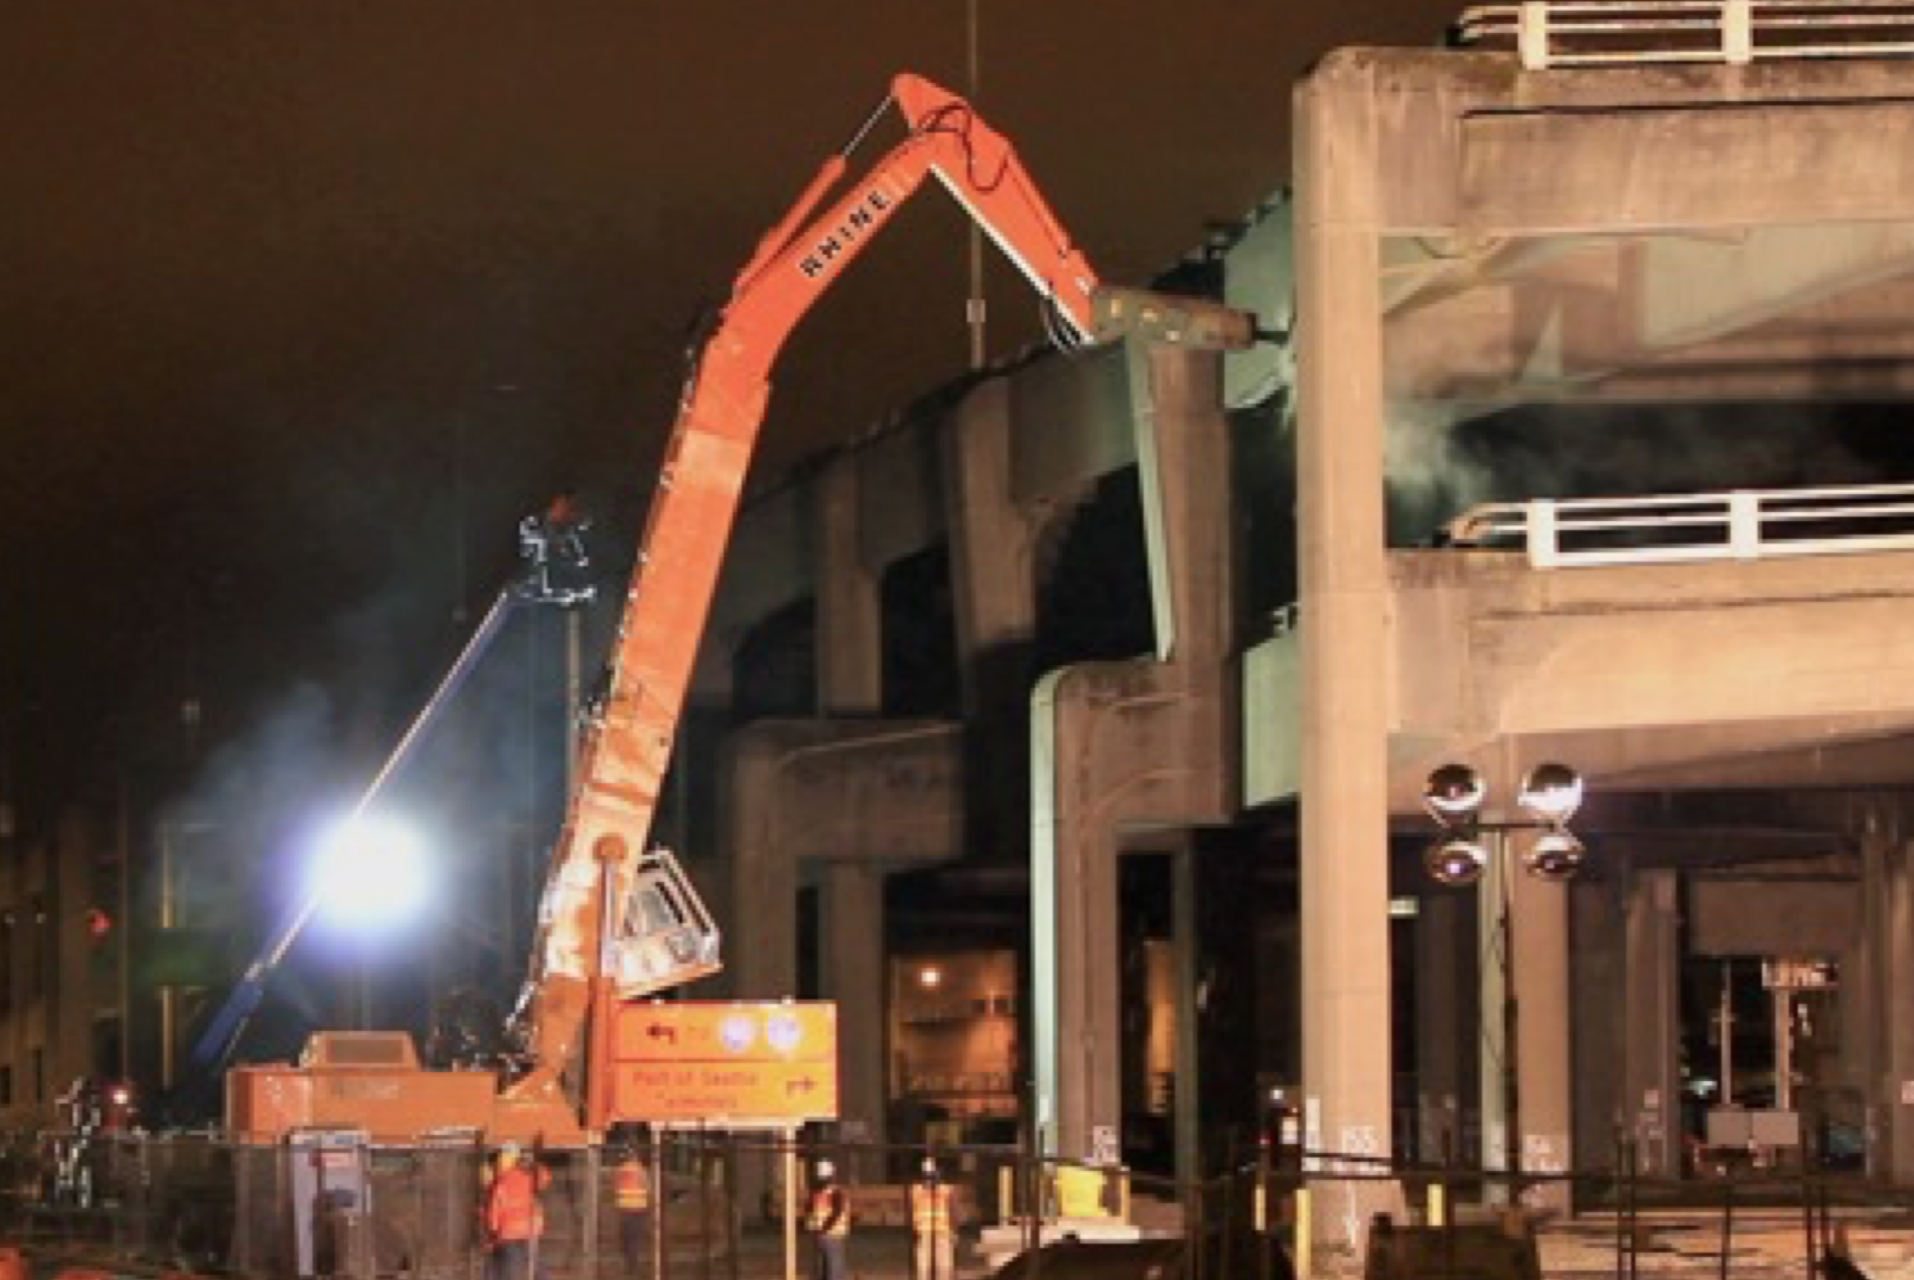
[612,850,722,999]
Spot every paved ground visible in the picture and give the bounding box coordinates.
[12,1206,1914,1279]
[1539,1208,1914,1280]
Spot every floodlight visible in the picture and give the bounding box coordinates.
[1424,836,1489,887]
[1423,764,1486,827]
[310,815,430,932]
[1517,762,1584,825]
[1522,829,1584,882]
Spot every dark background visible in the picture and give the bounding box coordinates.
[0,2,1459,822]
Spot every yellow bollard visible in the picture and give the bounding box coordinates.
[1426,1181,1446,1228]
[1253,1183,1266,1232]
[1294,1187,1313,1280]
[998,1165,1014,1221]
[1117,1167,1130,1222]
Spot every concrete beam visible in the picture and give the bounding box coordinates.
[723,719,964,1000]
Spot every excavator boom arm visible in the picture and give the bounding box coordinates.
[509,74,1104,1122]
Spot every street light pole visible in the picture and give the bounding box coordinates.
[1423,762,1585,1195]
[1478,833,1518,1183]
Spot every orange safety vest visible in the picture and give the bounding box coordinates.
[615,1161,651,1212]
[485,1164,550,1242]
[910,1181,952,1235]
[808,1186,850,1236]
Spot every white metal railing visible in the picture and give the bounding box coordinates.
[1453,1,1914,69]
[1440,482,1914,568]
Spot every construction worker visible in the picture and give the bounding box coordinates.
[805,1159,851,1280]
[910,1157,955,1280]
[613,1143,653,1278]
[483,1140,552,1280]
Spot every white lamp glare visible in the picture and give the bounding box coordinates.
[312,816,430,931]
[1425,836,1489,887]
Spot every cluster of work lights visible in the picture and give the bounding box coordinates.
[1421,762,1586,886]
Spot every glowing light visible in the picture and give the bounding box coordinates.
[310,815,430,932]
[918,965,943,989]
[1425,837,1488,887]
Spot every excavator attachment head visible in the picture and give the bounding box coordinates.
[611,848,722,998]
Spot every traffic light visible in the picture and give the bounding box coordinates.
[84,906,112,945]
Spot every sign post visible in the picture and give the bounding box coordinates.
[609,1002,839,1280]
[783,1130,799,1280]
[607,1001,839,1125]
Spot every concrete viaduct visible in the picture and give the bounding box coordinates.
[670,8,1914,1258]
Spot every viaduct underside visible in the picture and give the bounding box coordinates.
[681,18,1914,1263]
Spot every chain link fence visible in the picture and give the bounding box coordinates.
[0,1130,1911,1280]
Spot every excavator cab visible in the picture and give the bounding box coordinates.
[610,848,722,998]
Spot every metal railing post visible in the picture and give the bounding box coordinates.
[1723,0,1754,63]
[1519,0,1552,68]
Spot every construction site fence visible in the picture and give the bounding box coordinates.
[0,1131,1911,1279]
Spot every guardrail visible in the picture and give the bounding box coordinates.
[1440,482,1914,568]
[1453,1,1914,69]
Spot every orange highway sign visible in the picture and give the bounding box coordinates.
[608,1001,839,1126]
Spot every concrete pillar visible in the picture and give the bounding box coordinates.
[723,728,808,1001]
[1295,54,1396,1254]
[1510,862,1572,1207]
[1415,891,1470,1166]
[943,376,1039,869]
[1173,843,1202,1185]
[943,377,1038,703]
[1030,345,1234,1162]
[1883,842,1914,1183]
[821,862,887,1143]
[816,460,882,714]
[813,460,887,1144]
[1849,825,1889,1176]
[1570,880,1626,1173]
[1622,870,1682,1177]
[1030,666,1127,1161]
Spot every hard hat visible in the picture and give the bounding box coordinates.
[499,1140,522,1158]
[815,1159,835,1179]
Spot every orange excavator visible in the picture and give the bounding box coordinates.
[226,72,1249,1145]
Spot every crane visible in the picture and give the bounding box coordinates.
[175,498,593,1119]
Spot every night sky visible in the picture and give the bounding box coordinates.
[1,2,1459,824]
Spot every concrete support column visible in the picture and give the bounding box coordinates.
[1622,870,1682,1177]
[1510,863,1572,1207]
[1295,55,1395,1252]
[723,729,810,1002]
[1882,842,1914,1183]
[1173,843,1202,1185]
[943,377,1038,702]
[1030,669,1126,1161]
[816,460,882,714]
[1849,825,1890,1176]
[1415,891,1470,1166]
[821,862,887,1143]
[813,460,887,1144]
[944,376,1040,869]
[1030,345,1234,1163]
